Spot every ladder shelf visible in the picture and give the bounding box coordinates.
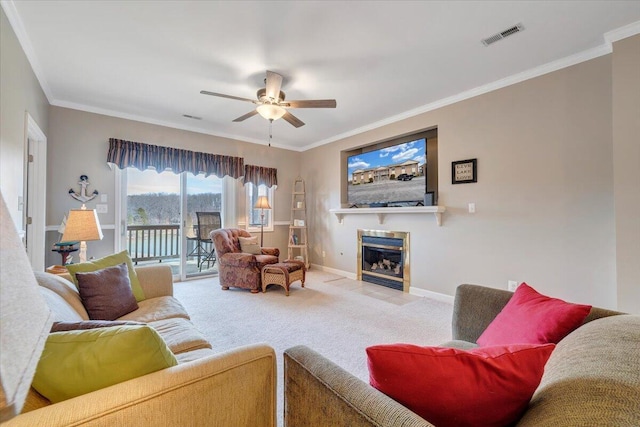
[288,177,309,269]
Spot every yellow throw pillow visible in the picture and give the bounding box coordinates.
[238,236,261,255]
[32,324,178,402]
[66,250,145,302]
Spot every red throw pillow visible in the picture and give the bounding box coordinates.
[477,283,591,346]
[367,343,555,427]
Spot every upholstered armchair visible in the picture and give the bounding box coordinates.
[210,228,279,293]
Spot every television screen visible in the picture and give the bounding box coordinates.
[347,138,427,206]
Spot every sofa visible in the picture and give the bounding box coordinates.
[211,228,280,293]
[284,284,640,427]
[5,264,277,427]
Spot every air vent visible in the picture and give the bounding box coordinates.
[482,23,524,46]
[182,114,202,120]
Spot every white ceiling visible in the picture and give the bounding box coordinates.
[3,1,640,151]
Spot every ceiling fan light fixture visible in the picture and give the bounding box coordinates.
[256,104,286,121]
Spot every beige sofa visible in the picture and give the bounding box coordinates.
[5,264,277,427]
[284,284,640,427]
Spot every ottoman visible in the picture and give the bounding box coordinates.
[261,260,306,296]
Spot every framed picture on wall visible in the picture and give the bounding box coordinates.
[452,159,477,184]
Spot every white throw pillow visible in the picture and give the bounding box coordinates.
[238,236,261,255]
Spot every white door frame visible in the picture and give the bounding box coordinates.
[24,112,47,271]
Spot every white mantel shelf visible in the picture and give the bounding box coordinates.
[329,206,446,226]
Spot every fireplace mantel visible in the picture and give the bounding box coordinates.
[330,206,446,226]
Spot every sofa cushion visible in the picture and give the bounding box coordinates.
[239,236,261,254]
[477,283,591,346]
[66,250,145,302]
[32,324,178,403]
[148,317,212,354]
[367,343,555,427]
[75,263,139,320]
[175,348,217,364]
[38,287,86,322]
[517,315,640,426]
[35,271,89,320]
[117,295,191,323]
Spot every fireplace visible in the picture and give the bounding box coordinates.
[357,229,410,292]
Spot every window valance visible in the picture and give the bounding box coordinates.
[243,164,278,188]
[107,138,244,179]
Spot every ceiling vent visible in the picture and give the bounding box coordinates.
[482,23,524,46]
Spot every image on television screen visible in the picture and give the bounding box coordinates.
[347,138,426,206]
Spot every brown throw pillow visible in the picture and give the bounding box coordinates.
[75,263,139,320]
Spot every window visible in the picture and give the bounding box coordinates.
[246,184,274,232]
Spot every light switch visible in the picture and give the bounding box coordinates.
[468,203,476,213]
[100,194,108,203]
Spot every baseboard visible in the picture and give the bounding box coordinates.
[310,263,453,302]
[409,287,454,304]
[310,264,357,280]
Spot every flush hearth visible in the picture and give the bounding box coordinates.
[357,229,409,292]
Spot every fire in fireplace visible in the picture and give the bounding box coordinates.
[357,229,409,292]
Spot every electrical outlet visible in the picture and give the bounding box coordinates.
[96,204,108,214]
[508,280,519,291]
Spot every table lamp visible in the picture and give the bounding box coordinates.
[61,204,103,262]
[254,196,271,247]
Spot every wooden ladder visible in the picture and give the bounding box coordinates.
[288,177,309,269]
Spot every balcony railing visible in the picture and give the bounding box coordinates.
[127,225,180,264]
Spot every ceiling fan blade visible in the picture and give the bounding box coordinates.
[265,71,283,101]
[232,110,259,122]
[284,99,337,108]
[282,111,305,128]
[200,90,257,103]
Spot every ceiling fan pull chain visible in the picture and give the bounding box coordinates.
[269,119,273,147]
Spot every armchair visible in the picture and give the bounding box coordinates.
[210,228,279,293]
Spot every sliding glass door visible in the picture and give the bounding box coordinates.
[119,168,223,279]
[185,173,222,278]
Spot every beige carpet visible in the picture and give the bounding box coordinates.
[174,269,453,424]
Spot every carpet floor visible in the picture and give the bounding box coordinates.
[174,269,453,425]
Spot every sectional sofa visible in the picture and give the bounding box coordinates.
[6,264,277,427]
[284,284,640,426]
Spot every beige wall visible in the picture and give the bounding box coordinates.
[44,107,300,266]
[0,8,49,227]
[303,54,621,310]
[612,34,640,313]
[2,5,636,311]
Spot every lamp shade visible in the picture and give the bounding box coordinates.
[256,104,286,121]
[0,192,54,421]
[254,196,272,210]
[61,207,104,243]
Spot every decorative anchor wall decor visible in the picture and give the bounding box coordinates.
[69,175,99,203]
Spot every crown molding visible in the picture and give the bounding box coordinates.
[50,99,301,151]
[604,20,640,44]
[300,42,613,151]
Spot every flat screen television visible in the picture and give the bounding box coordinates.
[347,138,427,207]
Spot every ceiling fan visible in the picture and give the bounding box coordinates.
[200,70,336,128]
